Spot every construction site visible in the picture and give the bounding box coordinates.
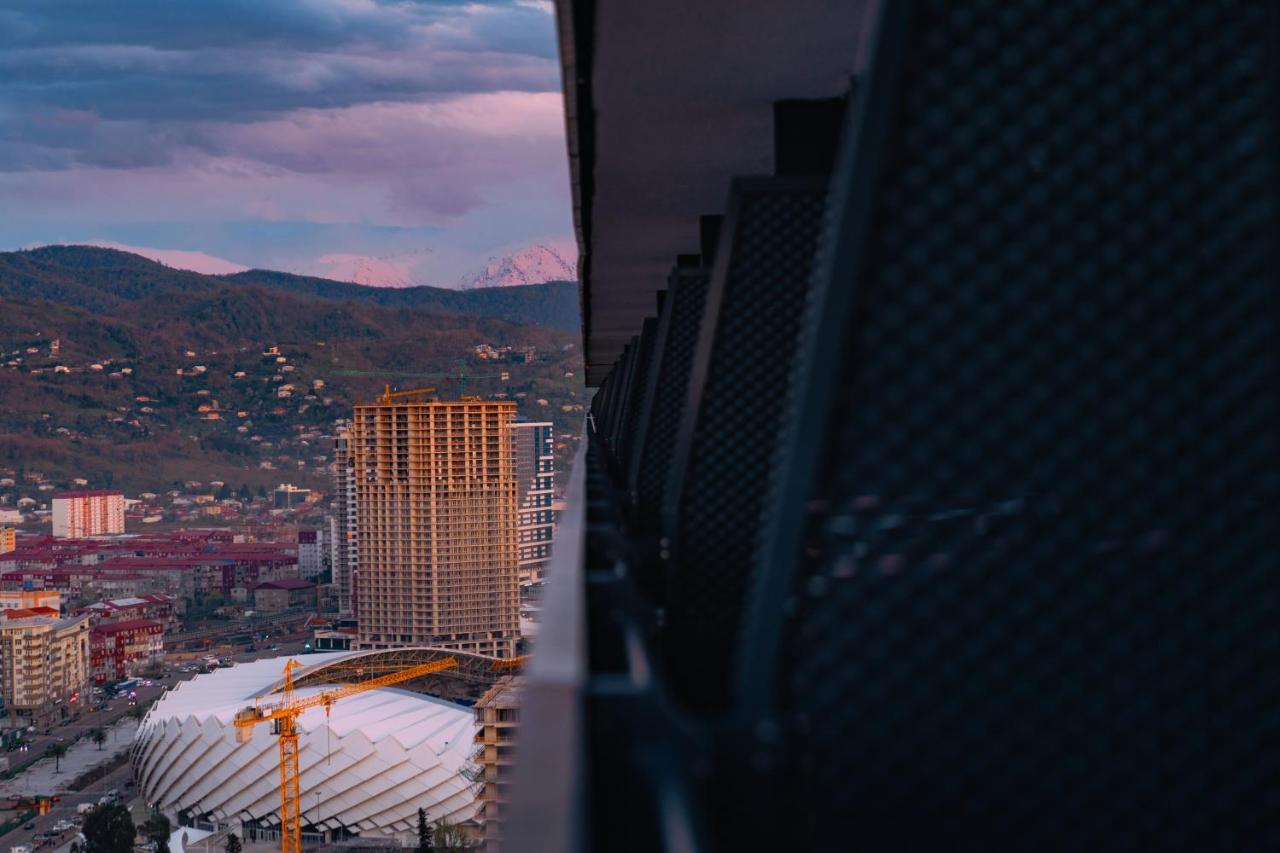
[343,389,522,658]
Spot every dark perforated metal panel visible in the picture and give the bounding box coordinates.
[618,317,659,474]
[776,1,1278,848]
[632,267,710,535]
[666,179,829,712]
[603,341,635,454]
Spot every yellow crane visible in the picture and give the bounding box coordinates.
[377,384,436,404]
[233,657,459,853]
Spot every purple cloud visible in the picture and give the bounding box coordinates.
[0,0,574,287]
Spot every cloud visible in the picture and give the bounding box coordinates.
[0,2,558,125]
[0,0,574,287]
[86,241,248,275]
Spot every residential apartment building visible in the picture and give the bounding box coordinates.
[74,594,179,634]
[52,490,124,538]
[89,618,164,683]
[512,423,555,585]
[0,611,90,730]
[253,578,315,611]
[0,525,14,554]
[332,431,357,617]
[0,589,61,612]
[298,529,324,578]
[274,484,311,509]
[474,677,520,852]
[351,395,520,657]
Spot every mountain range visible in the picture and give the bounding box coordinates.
[0,245,585,495]
[88,241,579,292]
[1,246,581,332]
[456,243,577,290]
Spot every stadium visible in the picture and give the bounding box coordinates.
[132,648,508,844]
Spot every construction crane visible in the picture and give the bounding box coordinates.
[377,384,435,404]
[233,657,459,853]
[332,362,511,396]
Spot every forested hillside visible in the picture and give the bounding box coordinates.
[0,246,585,494]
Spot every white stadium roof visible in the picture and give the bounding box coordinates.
[133,653,479,837]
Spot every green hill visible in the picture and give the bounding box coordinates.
[224,269,581,332]
[0,246,585,495]
[0,245,581,332]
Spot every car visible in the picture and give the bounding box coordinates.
[23,824,34,831]
[50,796,60,802]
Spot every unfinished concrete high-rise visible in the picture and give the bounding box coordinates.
[351,393,520,657]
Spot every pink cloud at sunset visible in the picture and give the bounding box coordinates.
[0,0,575,286]
[86,241,248,275]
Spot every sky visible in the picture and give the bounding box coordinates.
[0,0,575,286]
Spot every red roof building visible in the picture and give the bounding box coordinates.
[90,618,164,683]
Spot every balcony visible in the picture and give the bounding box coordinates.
[501,1,1278,852]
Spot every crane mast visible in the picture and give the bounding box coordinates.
[233,656,459,853]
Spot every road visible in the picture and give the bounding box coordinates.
[3,684,168,779]
[1,637,312,848]
[1,761,134,852]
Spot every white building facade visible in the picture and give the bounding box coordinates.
[513,422,556,584]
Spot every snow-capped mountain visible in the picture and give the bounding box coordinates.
[313,250,431,287]
[457,243,576,290]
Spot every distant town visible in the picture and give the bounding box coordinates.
[0,389,561,851]
[0,334,584,496]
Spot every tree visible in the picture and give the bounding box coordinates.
[432,816,473,852]
[224,833,242,853]
[91,728,107,751]
[46,742,69,772]
[142,813,170,853]
[82,803,136,853]
[416,808,433,853]
[141,813,170,845]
